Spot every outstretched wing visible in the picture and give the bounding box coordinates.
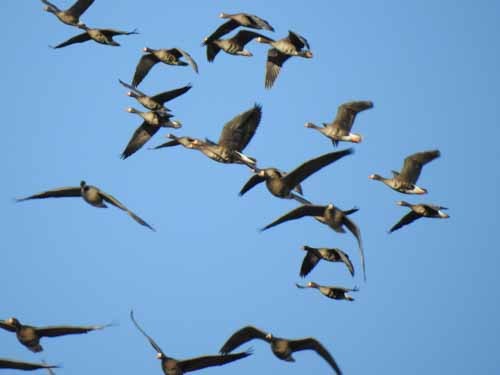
[66,0,94,18]
[265,48,290,89]
[204,19,239,44]
[130,311,165,356]
[239,174,266,196]
[132,53,159,87]
[261,205,326,231]
[99,190,154,231]
[206,42,221,62]
[121,121,160,160]
[300,249,321,277]
[16,186,81,202]
[50,32,91,49]
[233,30,270,46]
[170,48,198,73]
[335,248,355,277]
[283,148,354,191]
[151,84,192,105]
[101,28,139,37]
[289,338,341,375]
[389,211,421,233]
[118,79,146,97]
[342,215,365,281]
[37,323,111,337]
[219,326,269,354]
[218,104,262,151]
[333,101,374,132]
[0,358,58,371]
[180,351,251,372]
[287,30,310,50]
[399,150,440,184]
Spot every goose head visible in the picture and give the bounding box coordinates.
[368,174,384,181]
[156,352,165,360]
[219,12,230,19]
[265,333,274,340]
[127,107,140,114]
[127,91,139,99]
[80,180,87,188]
[304,122,320,130]
[307,281,320,289]
[143,47,154,53]
[6,317,21,327]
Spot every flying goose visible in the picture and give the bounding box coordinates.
[300,246,355,277]
[203,12,274,44]
[119,80,192,113]
[296,282,359,301]
[130,311,251,375]
[205,30,270,62]
[0,358,58,372]
[0,317,112,353]
[132,47,198,87]
[239,148,353,202]
[16,181,154,231]
[389,201,449,233]
[305,101,374,146]
[121,108,182,159]
[262,203,366,281]
[219,325,342,374]
[369,150,440,194]
[50,25,138,48]
[155,104,262,168]
[41,0,94,27]
[255,31,313,88]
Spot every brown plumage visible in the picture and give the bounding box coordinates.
[0,358,58,371]
[41,0,94,27]
[50,25,138,48]
[300,245,355,277]
[220,325,342,374]
[261,203,366,281]
[305,101,374,146]
[203,12,274,44]
[369,150,441,194]
[0,317,112,353]
[389,201,449,233]
[296,282,358,301]
[132,47,198,87]
[205,30,269,62]
[130,311,251,375]
[16,180,154,231]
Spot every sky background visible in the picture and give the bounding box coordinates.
[1,0,499,374]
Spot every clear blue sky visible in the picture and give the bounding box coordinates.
[2,1,499,374]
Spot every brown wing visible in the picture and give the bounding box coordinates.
[288,338,341,375]
[130,311,165,356]
[204,19,240,44]
[333,101,374,132]
[118,79,147,97]
[240,13,274,31]
[99,189,155,231]
[36,323,111,337]
[218,104,262,151]
[261,205,327,231]
[170,48,198,73]
[265,48,290,89]
[66,0,94,18]
[100,28,138,37]
[335,248,355,277]
[121,121,160,159]
[0,320,16,332]
[300,250,321,277]
[389,211,421,233]
[287,30,310,49]
[151,84,192,105]
[16,186,81,202]
[233,30,270,46]
[41,0,60,12]
[239,174,266,196]
[180,351,251,372]
[283,148,354,191]
[399,150,440,184]
[219,326,269,354]
[50,31,91,48]
[0,358,58,371]
[206,42,221,62]
[342,215,365,281]
[132,53,159,87]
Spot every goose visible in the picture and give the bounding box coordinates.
[0,358,58,372]
[119,80,191,113]
[203,12,274,44]
[219,325,341,374]
[255,31,313,88]
[130,311,251,375]
[369,150,440,194]
[16,181,154,231]
[300,246,354,277]
[50,25,138,48]
[239,148,353,202]
[296,282,358,301]
[121,108,181,159]
[305,101,374,146]
[389,201,449,233]
[154,104,262,168]
[41,0,94,27]
[0,317,112,353]
[132,47,198,87]
[262,203,366,281]
[205,30,270,62]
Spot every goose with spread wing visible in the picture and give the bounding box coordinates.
[300,245,354,277]
[16,181,154,231]
[51,25,138,48]
[205,30,270,62]
[41,0,94,27]
[0,358,58,372]
[220,325,341,374]
[296,282,358,301]
[389,201,449,233]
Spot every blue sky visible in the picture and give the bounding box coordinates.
[1,0,499,374]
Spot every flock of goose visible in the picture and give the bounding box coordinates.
[4,1,451,374]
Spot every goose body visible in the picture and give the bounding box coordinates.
[300,246,355,277]
[51,25,138,48]
[389,201,449,233]
[296,282,358,301]
[41,0,94,27]
[369,150,440,194]
[205,30,269,62]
